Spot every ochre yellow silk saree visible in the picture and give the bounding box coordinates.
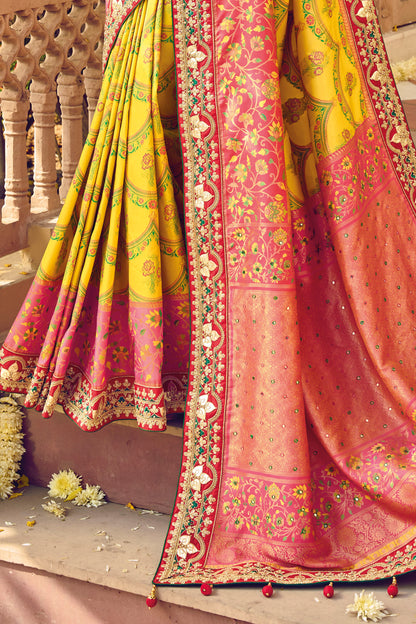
[1,0,189,431]
[2,0,416,585]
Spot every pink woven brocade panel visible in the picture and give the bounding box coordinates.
[154,0,416,585]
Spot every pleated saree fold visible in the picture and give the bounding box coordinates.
[0,0,189,431]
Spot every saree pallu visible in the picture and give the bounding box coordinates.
[152,0,416,585]
[0,0,189,431]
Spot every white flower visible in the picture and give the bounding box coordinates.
[370,65,389,85]
[391,56,416,82]
[42,500,67,520]
[194,184,214,209]
[48,469,81,499]
[0,363,20,381]
[391,125,410,147]
[356,1,375,19]
[202,323,220,348]
[72,484,106,508]
[346,590,393,622]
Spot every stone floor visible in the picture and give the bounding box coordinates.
[1,487,416,624]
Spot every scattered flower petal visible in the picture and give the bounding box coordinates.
[42,500,67,520]
[16,475,29,488]
[65,486,82,501]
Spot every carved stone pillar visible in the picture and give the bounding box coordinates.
[1,94,30,223]
[30,89,60,214]
[0,115,5,200]
[57,74,85,202]
[83,64,102,127]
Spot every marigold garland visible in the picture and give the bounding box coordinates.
[0,396,25,500]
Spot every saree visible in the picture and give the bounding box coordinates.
[0,0,189,431]
[2,0,416,587]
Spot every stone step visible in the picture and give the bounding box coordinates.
[21,406,183,515]
[1,486,415,624]
[383,23,416,63]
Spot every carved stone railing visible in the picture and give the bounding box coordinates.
[0,0,105,257]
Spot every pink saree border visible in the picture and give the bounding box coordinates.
[154,0,416,586]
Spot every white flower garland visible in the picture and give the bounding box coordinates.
[392,56,416,82]
[0,396,25,499]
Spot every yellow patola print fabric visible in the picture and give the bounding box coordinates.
[0,0,189,430]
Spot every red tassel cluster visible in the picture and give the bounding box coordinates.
[147,576,399,609]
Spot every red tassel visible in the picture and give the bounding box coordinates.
[387,576,398,598]
[323,582,334,598]
[146,585,157,608]
[200,582,213,596]
[262,582,274,598]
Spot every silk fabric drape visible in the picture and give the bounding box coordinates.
[154,0,416,584]
[1,0,416,584]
